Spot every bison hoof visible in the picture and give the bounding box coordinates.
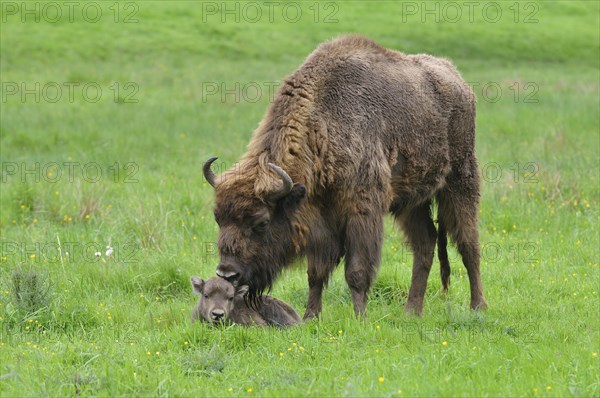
[303,311,320,321]
[404,301,424,317]
[470,299,488,311]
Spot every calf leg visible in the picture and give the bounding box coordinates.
[399,201,437,316]
[344,213,384,317]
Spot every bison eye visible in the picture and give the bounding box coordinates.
[203,294,209,299]
[253,220,270,233]
[228,297,234,301]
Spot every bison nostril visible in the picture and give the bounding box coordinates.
[216,270,240,282]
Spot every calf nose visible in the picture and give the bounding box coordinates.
[211,310,225,321]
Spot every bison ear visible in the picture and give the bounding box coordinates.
[282,184,306,213]
[191,276,205,295]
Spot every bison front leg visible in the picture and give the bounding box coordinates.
[344,214,384,317]
[304,264,327,320]
[304,230,342,320]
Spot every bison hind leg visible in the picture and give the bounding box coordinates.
[437,173,487,311]
[397,201,437,316]
[437,218,451,293]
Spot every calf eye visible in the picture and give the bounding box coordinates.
[203,294,209,299]
[228,297,234,301]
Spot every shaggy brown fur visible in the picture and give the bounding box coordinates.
[191,276,302,327]
[204,34,487,317]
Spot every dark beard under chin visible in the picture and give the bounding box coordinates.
[244,260,278,299]
[242,245,295,305]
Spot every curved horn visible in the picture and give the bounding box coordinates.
[267,163,293,202]
[203,156,219,188]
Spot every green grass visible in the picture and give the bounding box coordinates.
[1,1,598,396]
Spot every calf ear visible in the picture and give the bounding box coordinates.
[282,184,306,213]
[235,285,249,298]
[190,276,205,295]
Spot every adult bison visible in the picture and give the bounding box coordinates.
[203,35,487,317]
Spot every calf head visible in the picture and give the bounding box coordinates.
[191,276,248,324]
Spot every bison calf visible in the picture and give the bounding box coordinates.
[190,276,302,327]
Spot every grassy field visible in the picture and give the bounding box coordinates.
[1,1,599,396]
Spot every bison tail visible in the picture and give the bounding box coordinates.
[438,221,451,292]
